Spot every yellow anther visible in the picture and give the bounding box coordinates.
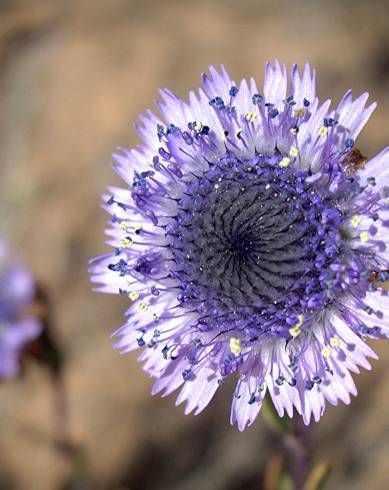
[235,128,243,139]
[129,291,140,301]
[221,130,228,141]
[359,231,370,243]
[290,127,298,135]
[319,126,328,136]
[289,146,299,158]
[289,314,305,338]
[230,337,242,355]
[294,108,305,118]
[296,314,305,327]
[246,109,257,122]
[152,313,159,323]
[120,221,129,230]
[194,121,203,132]
[350,215,362,228]
[139,301,148,312]
[321,346,332,358]
[279,157,291,168]
[120,237,133,248]
[330,337,340,347]
[134,224,143,233]
[289,326,301,338]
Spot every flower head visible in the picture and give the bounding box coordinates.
[91,61,389,429]
[0,238,41,378]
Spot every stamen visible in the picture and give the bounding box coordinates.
[289,146,299,158]
[350,215,362,228]
[139,302,149,312]
[246,110,257,122]
[330,337,340,347]
[294,108,305,118]
[279,157,291,168]
[230,337,242,355]
[321,346,332,358]
[129,291,140,301]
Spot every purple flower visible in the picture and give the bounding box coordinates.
[91,61,389,429]
[0,238,41,379]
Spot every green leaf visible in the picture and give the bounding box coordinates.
[278,472,293,490]
[303,462,331,490]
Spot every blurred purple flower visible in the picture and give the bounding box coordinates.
[0,238,41,378]
[91,62,389,429]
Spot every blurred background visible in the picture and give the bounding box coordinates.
[1,0,389,488]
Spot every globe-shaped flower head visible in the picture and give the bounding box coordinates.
[0,238,42,378]
[91,62,389,429]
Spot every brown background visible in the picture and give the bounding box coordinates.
[1,0,389,489]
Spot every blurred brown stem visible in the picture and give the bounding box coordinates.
[52,369,72,453]
[34,284,72,455]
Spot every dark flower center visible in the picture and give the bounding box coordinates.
[166,153,343,337]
